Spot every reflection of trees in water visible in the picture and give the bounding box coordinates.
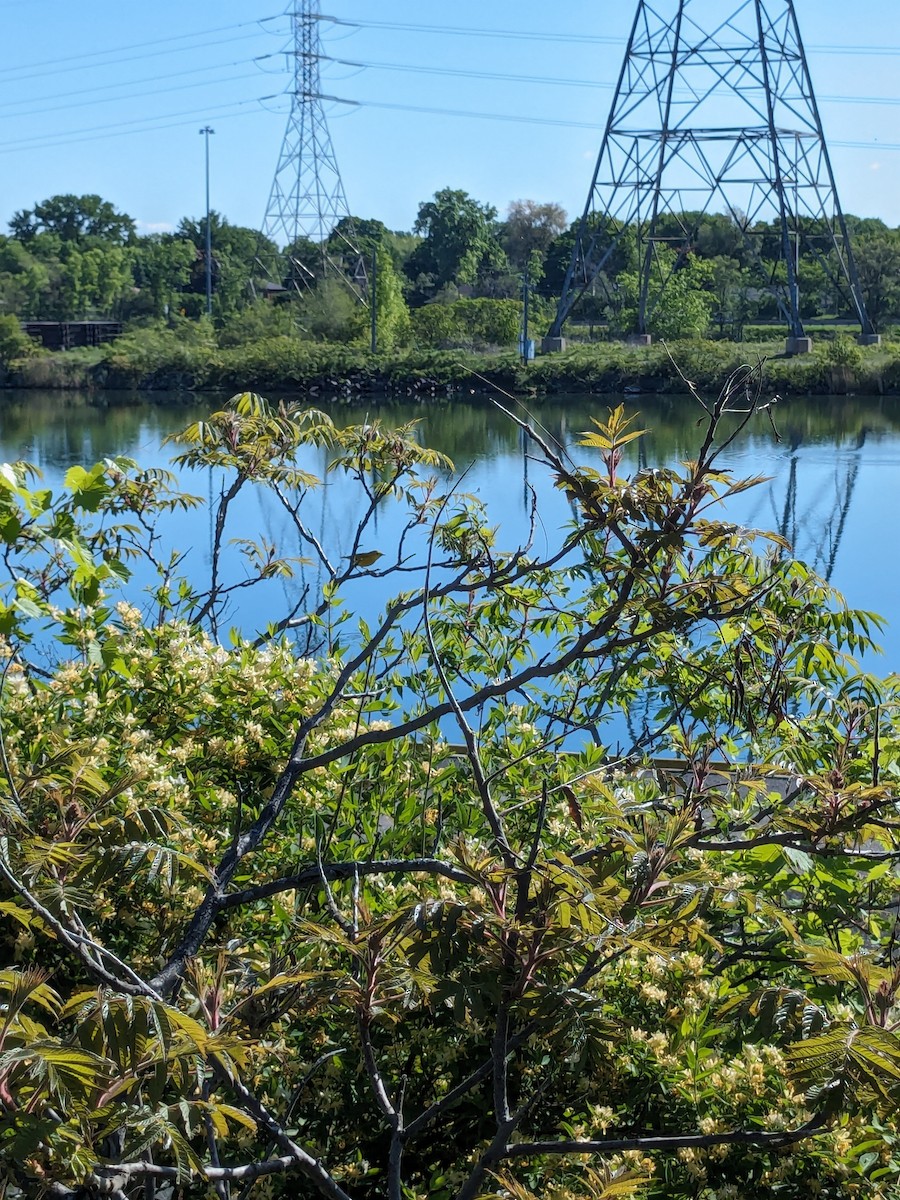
[0,386,895,660]
[4,385,900,471]
[0,391,206,469]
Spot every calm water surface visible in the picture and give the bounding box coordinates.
[1,387,898,675]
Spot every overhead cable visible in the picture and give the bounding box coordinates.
[0,96,282,155]
[311,91,900,151]
[0,21,285,82]
[316,15,900,58]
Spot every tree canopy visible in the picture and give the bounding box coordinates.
[3,186,900,341]
[9,193,136,246]
[501,199,568,277]
[406,188,508,292]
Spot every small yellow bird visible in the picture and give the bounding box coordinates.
[349,550,383,568]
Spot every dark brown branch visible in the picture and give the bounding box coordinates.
[220,858,476,911]
[505,1114,827,1158]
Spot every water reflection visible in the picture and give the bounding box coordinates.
[1,388,899,671]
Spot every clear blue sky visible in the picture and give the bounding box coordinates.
[1,0,899,238]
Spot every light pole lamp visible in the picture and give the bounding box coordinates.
[199,126,215,317]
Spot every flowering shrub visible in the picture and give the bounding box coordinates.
[1,381,900,1199]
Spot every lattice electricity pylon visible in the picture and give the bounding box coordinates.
[550,0,875,340]
[257,2,366,294]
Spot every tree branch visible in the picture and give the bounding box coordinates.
[219,857,477,911]
[505,1114,827,1157]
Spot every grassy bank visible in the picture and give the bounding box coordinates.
[4,331,900,399]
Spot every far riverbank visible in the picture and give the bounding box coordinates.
[2,334,899,400]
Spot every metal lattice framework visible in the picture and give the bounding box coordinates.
[258,3,365,291]
[550,0,874,339]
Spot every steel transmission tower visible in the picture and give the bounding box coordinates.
[259,3,365,291]
[550,0,875,342]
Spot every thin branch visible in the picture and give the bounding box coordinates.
[315,833,356,938]
[0,839,158,998]
[359,1013,397,1122]
[422,489,515,869]
[212,1063,357,1200]
[100,1157,301,1183]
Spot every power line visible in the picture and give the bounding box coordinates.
[0,12,892,179]
[2,43,897,131]
[0,85,892,161]
[320,52,900,110]
[314,92,900,153]
[0,14,892,156]
[0,30,283,87]
[0,70,270,123]
[326,95,602,131]
[0,96,283,156]
[318,15,900,58]
[0,55,277,115]
[323,54,616,93]
[0,15,285,79]
[319,16,627,47]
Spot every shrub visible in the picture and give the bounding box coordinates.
[0,314,37,367]
[412,297,522,349]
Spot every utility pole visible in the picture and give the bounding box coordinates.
[199,125,215,318]
[370,247,378,355]
[521,270,531,365]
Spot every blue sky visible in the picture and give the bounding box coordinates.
[1,0,899,238]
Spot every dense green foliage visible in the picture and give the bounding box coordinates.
[6,331,900,399]
[2,381,900,1199]
[7,191,900,372]
[411,299,522,350]
[0,315,36,368]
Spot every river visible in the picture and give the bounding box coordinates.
[1,387,898,677]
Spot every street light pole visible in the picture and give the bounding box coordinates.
[199,126,215,318]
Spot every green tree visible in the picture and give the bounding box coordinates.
[0,238,50,318]
[295,276,361,341]
[9,193,136,246]
[217,299,301,347]
[383,228,421,274]
[852,232,900,333]
[362,243,411,350]
[412,297,521,349]
[405,188,508,298]
[540,215,638,305]
[129,235,197,320]
[328,215,389,257]
[57,244,88,319]
[708,254,759,335]
[177,213,275,317]
[50,244,133,319]
[0,313,36,365]
[280,235,326,290]
[613,251,716,338]
[501,199,568,278]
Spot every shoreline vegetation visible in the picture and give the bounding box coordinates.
[2,332,900,401]
[4,190,900,406]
